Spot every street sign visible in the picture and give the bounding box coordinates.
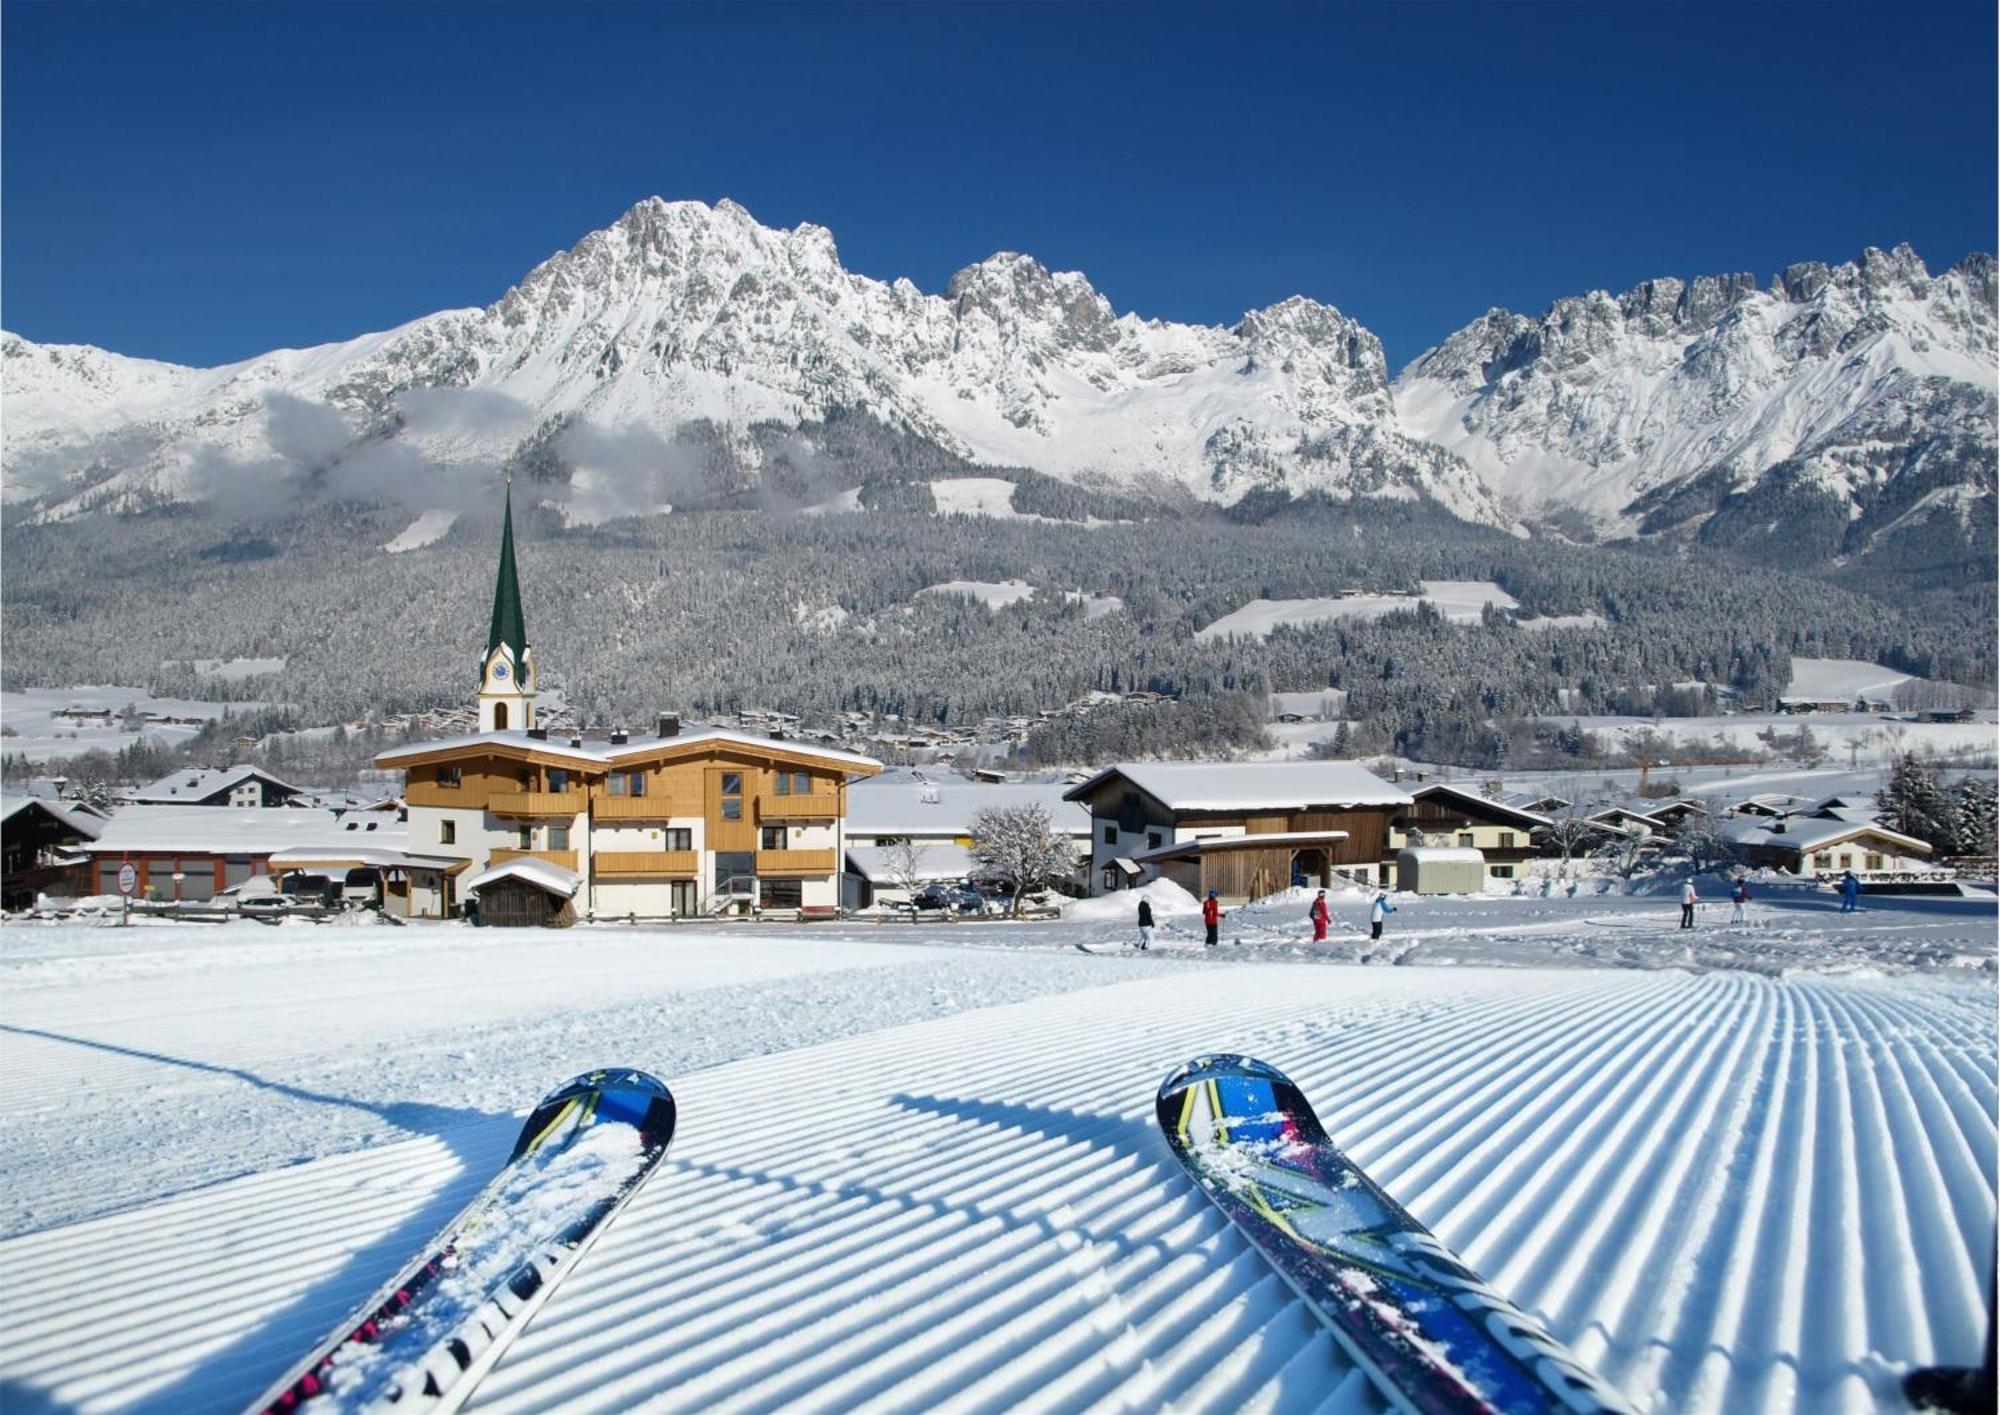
[117,863,137,896]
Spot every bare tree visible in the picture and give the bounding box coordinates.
[882,839,933,921]
[1536,786,1611,876]
[969,803,1078,917]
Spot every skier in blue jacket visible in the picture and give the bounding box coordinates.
[1369,890,1396,941]
[1839,871,1862,912]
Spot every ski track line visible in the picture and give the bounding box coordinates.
[0,967,1991,1415]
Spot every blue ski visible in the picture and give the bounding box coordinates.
[249,1068,677,1414]
[1157,1053,1628,1414]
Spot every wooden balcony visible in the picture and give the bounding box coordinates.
[758,793,840,821]
[488,848,579,872]
[755,849,838,876]
[593,795,701,822]
[407,781,478,809]
[594,850,698,878]
[487,790,587,819]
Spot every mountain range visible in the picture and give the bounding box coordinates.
[4,197,1993,574]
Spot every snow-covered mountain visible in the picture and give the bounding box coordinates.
[2,198,1503,526]
[1394,245,1997,564]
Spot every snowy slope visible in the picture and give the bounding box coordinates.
[1394,246,1997,555]
[2,199,1507,526]
[0,909,1993,1414]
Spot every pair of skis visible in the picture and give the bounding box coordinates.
[251,1058,1634,1413]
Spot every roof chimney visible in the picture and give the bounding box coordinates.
[569,735,584,749]
[609,729,629,746]
[526,727,548,741]
[657,713,680,738]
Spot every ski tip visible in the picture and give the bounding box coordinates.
[536,1068,673,1105]
[1157,1053,1295,1100]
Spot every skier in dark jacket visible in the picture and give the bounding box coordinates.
[1202,890,1221,947]
[1136,897,1155,950]
[1839,871,1862,912]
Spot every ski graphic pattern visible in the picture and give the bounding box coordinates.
[250,1068,676,1415]
[1157,1054,1629,1415]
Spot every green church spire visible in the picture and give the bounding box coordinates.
[486,479,528,666]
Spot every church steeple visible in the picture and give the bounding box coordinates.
[477,479,537,734]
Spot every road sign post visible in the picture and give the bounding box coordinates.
[118,863,136,927]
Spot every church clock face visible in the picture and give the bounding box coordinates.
[492,662,509,683]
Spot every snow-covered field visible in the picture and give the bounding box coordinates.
[1198,581,1520,641]
[0,686,267,761]
[0,894,1992,1413]
[1784,657,1919,703]
[1538,712,1996,765]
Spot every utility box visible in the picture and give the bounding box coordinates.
[1396,846,1486,895]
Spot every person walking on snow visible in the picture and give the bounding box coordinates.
[1839,870,1862,912]
[1308,889,1330,942]
[1136,897,1155,951]
[1731,877,1750,925]
[1680,878,1698,929]
[1202,890,1222,947]
[1369,890,1396,941]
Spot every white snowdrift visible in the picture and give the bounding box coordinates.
[1064,877,1203,921]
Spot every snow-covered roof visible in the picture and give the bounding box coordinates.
[461,857,582,899]
[1729,817,1932,854]
[1407,783,1549,828]
[844,844,976,885]
[846,776,1089,838]
[80,805,406,856]
[127,765,298,804]
[1133,830,1350,863]
[1398,846,1486,862]
[266,845,465,872]
[1066,762,1410,813]
[0,793,104,840]
[375,725,882,774]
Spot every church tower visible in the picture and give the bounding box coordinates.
[477,480,537,734]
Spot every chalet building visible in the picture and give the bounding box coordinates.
[1722,815,1936,881]
[125,765,302,808]
[374,481,882,921]
[1,795,101,909]
[1391,784,1547,881]
[841,772,1091,909]
[74,805,404,901]
[1064,762,1411,901]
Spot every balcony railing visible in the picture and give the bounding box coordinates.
[487,790,587,819]
[758,793,840,821]
[594,795,701,822]
[755,849,837,876]
[594,850,699,878]
[488,848,579,871]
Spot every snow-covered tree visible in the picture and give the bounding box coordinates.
[882,839,934,920]
[1671,814,1737,878]
[1877,755,1953,848]
[1950,777,1997,858]
[968,804,1078,917]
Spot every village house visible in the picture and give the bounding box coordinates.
[123,764,302,808]
[1722,814,1937,881]
[1,794,102,909]
[373,483,882,923]
[73,804,409,902]
[1390,784,1547,881]
[840,771,1090,909]
[1064,761,1411,900]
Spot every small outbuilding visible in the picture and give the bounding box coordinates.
[461,857,581,928]
[1395,845,1487,895]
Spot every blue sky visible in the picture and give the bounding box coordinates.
[4,1,1993,370]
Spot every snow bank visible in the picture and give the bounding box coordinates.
[1063,877,1202,921]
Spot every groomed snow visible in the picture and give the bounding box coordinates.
[1197,581,1521,641]
[383,508,459,553]
[0,895,1992,1414]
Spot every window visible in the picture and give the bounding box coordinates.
[550,825,570,851]
[664,828,691,851]
[761,825,787,851]
[548,768,568,792]
[1103,826,1116,844]
[493,703,509,730]
[715,851,754,892]
[628,771,647,797]
[1866,853,1883,870]
[1492,865,1515,879]
[440,821,456,845]
[608,774,628,797]
[774,773,791,796]
[438,766,462,788]
[1498,831,1516,849]
[722,799,743,821]
[1458,833,1476,848]
[793,771,811,794]
[1146,832,1162,850]
[518,828,533,850]
[759,878,804,909]
[721,772,742,796]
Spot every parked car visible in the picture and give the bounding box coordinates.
[912,882,987,914]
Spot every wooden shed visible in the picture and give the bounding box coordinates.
[1395,846,1487,895]
[461,857,582,928]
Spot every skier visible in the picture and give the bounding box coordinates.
[1202,889,1222,947]
[1369,889,1396,941]
[1136,896,1155,951]
[1839,870,1862,912]
[1679,877,1697,929]
[1730,877,1750,925]
[1308,889,1330,942]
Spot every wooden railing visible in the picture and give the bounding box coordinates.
[487,790,588,818]
[488,848,579,871]
[594,850,698,878]
[758,793,840,821]
[593,795,701,821]
[406,781,479,809]
[755,849,838,876]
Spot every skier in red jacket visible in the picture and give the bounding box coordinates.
[1309,889,1330,942]
[1202,890,1221,947]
